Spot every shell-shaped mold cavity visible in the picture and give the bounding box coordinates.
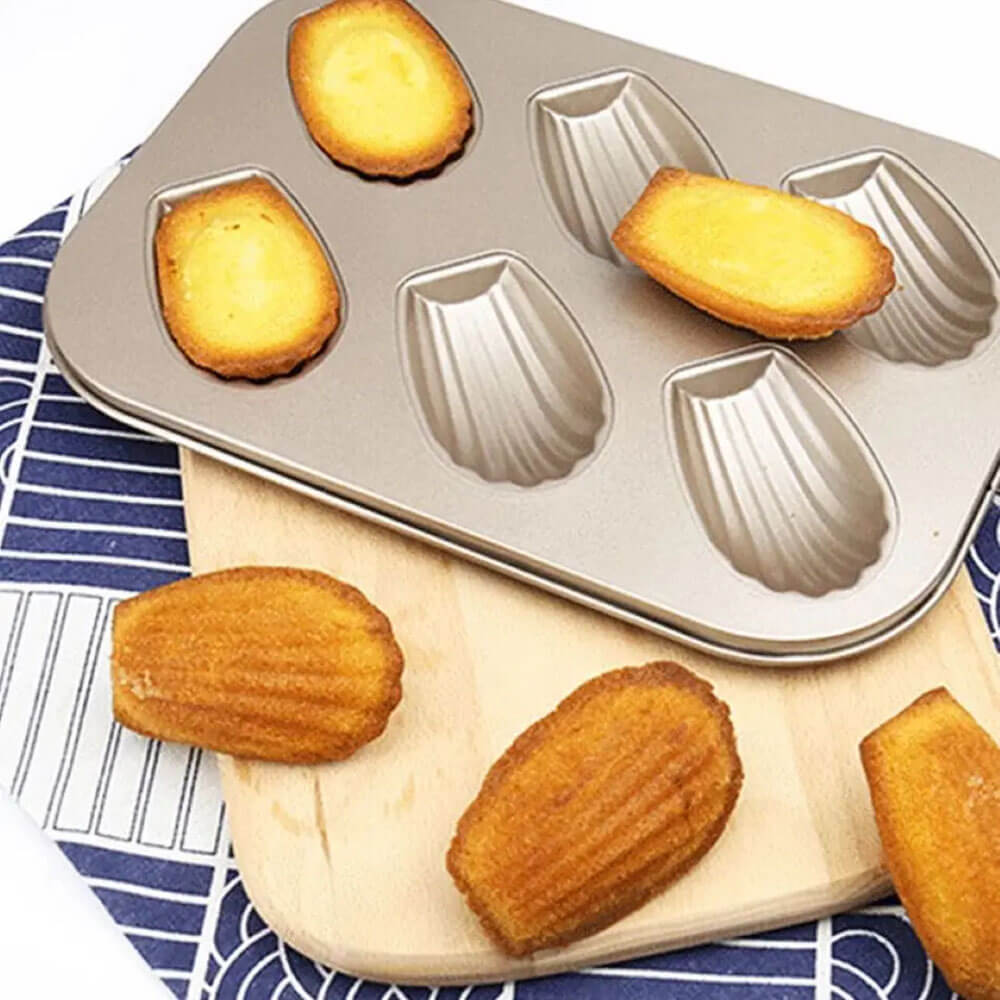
[667,347,894,597]
[785,150,998,366]
[529,69,725,264]
[398,252,611,487]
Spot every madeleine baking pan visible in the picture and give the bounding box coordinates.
[44,0,1000,664]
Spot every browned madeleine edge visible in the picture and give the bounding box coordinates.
[859,686,1000,1000]
[288,0,474,179]
[446,660,743,956]
[612,167,896,341]
[112,566,403,763]
[154,178,340,380]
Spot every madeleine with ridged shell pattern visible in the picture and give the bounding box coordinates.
[289,0,474,179]
[447,662,743,957]
[112,567,403,763]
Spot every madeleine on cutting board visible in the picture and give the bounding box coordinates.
[447,662,743,956]
[612,168,895,340]
[112,567,403,763]
[860,688,1000,1000]
[289,0,474,178]
[155,177,339,379]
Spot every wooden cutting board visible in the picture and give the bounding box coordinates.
[181,449,1000,986]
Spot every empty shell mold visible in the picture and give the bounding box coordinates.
[666,348,894,596]
[398,253,610,487]
[785,150,999,365]
[529,69,724,263]
[43,0,1000,664]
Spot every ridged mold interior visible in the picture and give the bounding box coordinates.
[785,150,998,366]
[667,348,894,597]
[529,69,724,264]
[398,252,610,487]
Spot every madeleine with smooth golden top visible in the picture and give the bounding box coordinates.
[289,0,474,178]
[860,688,1000,1000]
[112,567,403,764]
[447,662,743,957]
[613,168,895,340]
[154,178,339,379]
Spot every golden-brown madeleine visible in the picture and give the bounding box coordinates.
[447,662,743,956]
[289,0,473,178]
[860,688,1000,1000]
[612,168,895,340]
[154,177,339,379]
[112,567,403,763]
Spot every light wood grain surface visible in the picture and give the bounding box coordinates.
[181,448,1000,985]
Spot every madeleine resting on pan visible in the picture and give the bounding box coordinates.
[112,567,403,763]
[154,177,339,379]
[289,0,474,178]
[613,168,895,340]
[861,688,1000,1000]
[447,662,743,956]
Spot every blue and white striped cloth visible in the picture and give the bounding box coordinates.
[3,159,997,999]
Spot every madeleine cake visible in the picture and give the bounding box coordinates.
[112,567,403,763]
[861,688,1000,1000]
[613,168,895,340]
[289,0,474,178]
[154,177,339,379]
[447,662,743,956]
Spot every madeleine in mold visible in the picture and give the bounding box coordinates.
[154,177,339,380]
[613,169,895,340]
[289,0,474,179]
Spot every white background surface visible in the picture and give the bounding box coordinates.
[0,0,997,996]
